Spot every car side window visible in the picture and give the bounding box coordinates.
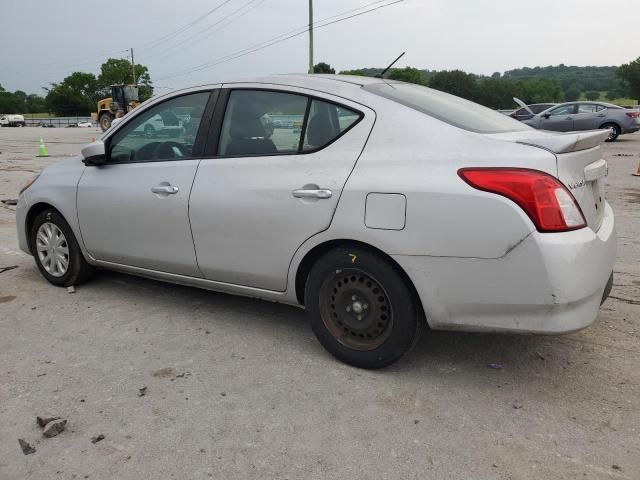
[302,99,360,151]
[108,91,210,163]
[577,104,598,114]
[217,90,308,156]
[549,105,575,116]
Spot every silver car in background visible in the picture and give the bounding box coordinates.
[16,75,616,369]
[523,101,640,141]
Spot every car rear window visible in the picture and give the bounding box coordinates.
[364,82,531,134]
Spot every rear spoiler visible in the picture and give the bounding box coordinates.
[516,130,610,154]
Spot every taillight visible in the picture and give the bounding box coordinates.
[625,111,640,118]
[458,168,586,232]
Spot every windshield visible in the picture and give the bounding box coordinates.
[364,82,531,134]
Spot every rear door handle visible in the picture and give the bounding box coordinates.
[292,189,332,199]
[151,184,179,194]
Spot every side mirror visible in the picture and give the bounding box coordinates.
[81,140,107,166]
[542,113,551,119]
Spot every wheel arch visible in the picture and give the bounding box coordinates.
[25,202,63,251]
[294,238,427,323]
[598,121,621,131]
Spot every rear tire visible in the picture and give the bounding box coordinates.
[99,113,113,132]
[30,209,92,287]
[304,246,423,369]
[601,123,620,142]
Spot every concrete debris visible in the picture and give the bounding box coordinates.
[91,434,105,444]
[18,438,36,455]
[138,386,147,397]
[37,415,61,428]
[67,285,76,294]
[43,419,67,438]
[488,363,504,370]
[1,199,18,205]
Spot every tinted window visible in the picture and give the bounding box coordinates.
[302,99,360,151]
[109,92,209,162]
[364,82,530,134]
[530,104,554,114]
[577,104,598,113]
[549,105,576,116]
[218,90,308,156]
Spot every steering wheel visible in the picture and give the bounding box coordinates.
[155,141,190,159]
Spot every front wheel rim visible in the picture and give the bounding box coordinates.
[606,126,617,140]
[36,222,69,277]
[319,268,393,351]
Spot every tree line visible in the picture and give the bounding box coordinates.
[318,58,640,109]
[0,58,153,116]
[2,57,639,116]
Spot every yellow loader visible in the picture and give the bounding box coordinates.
[94,84,140,132]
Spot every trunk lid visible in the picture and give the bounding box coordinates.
[486,129,609,231]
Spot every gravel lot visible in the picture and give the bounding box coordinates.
[0,127,638,480]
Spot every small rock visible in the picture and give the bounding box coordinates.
[43,419,67,438]
[220,392,227,397]
[67,286,75,294]
[138,386,147,397]
[91,434,105,444]
[18,438,36,455]
[512,404,523,410]
[37,415,61,428]
[205,330,211,334]
[612,464,621,470]
[536,352,546,360]
[414,419,419,424]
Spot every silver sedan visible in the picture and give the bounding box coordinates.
[16,75,616,368]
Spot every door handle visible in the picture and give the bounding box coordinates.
[151,184,179,194]
[565,117,573,120]
[292,188,332,199]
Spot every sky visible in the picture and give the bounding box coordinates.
[1,0,639,95]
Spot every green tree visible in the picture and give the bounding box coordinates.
[45,72,99,116]
[584,90,600,101]
[97,58,153,101]
[313,62,335,74]
[617,57,640,101]
[517,78,563,103]
[339,69,368,76]
[387,67,426,85]
[475,78,520,109]
[429,70,478,100]
[564,84,581,101]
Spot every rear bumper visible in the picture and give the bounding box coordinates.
[393,202,616,334]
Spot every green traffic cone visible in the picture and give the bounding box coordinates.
[37,138,49,157]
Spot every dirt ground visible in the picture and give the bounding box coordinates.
[0,127,638,480]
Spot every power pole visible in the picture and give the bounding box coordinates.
[308,0,314,74]
[130,48,136,84]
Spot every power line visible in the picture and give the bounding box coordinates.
[139,0,267,63]
[154,0,404,81]
[3,1,237,75]
[135,0,236,51]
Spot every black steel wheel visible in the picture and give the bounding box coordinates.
[319,268,393,351]
[305,246,423,369]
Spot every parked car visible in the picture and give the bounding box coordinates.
[522,101,640,141]
[0,114,26,127]
[509,103,557,121]
[15,75,615,368]
[77,121,93,128]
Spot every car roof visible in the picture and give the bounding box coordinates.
[163,74,397,102]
